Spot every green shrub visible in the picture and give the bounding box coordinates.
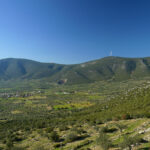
[36,122,46,129]
[100,126,115,133]
[49,131,59,142]
[6,139,13,149]
[65,131,79,143]
[0,147,3,150]
[96,131,112,150]
[53,143,65,148]
[120,135,141,150]
[121,114,131,120]
[45,127,54,133]
[71,127,86,135]
[73,140,93,150]
[95,119,103,124]
[59,125,68,131]
[114,123,126,133]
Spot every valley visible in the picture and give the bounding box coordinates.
[0,57,150,149]
[0,76,150,149]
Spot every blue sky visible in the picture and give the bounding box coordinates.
[0,0,150,64]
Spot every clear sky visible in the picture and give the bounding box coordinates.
[0,0,150,64]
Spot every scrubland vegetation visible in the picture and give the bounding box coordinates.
[0,78,150,149]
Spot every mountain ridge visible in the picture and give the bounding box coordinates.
[1,56,150,84]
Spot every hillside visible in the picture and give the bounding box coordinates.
[1,56,150,84]
[1,77,150,149]
[0,58,66,80]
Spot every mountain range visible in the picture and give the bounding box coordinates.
[0,56,150,84]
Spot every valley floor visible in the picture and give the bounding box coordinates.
[1,79,150,149]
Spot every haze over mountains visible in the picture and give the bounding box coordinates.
[1,56,150,84]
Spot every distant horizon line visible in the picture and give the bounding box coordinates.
[0,56,150,65]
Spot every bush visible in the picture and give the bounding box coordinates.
[121,114,131,120]
[53,143,65,148]
[65,132,79,143]
[100,126,108,133]
[71,127,86,135]
[95,119,103,125]
[120,135,141,150]
[6,139,13,149]
[100,126,116,133]
[115,123,126,133]
[12,136,23,142]
[36,122,46,129]
[96,131,112,150]
[73,140,93,150]
[59,125,68,131]
[45,127,54,133]
[0,147,3,150]
[49,131,59,142]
